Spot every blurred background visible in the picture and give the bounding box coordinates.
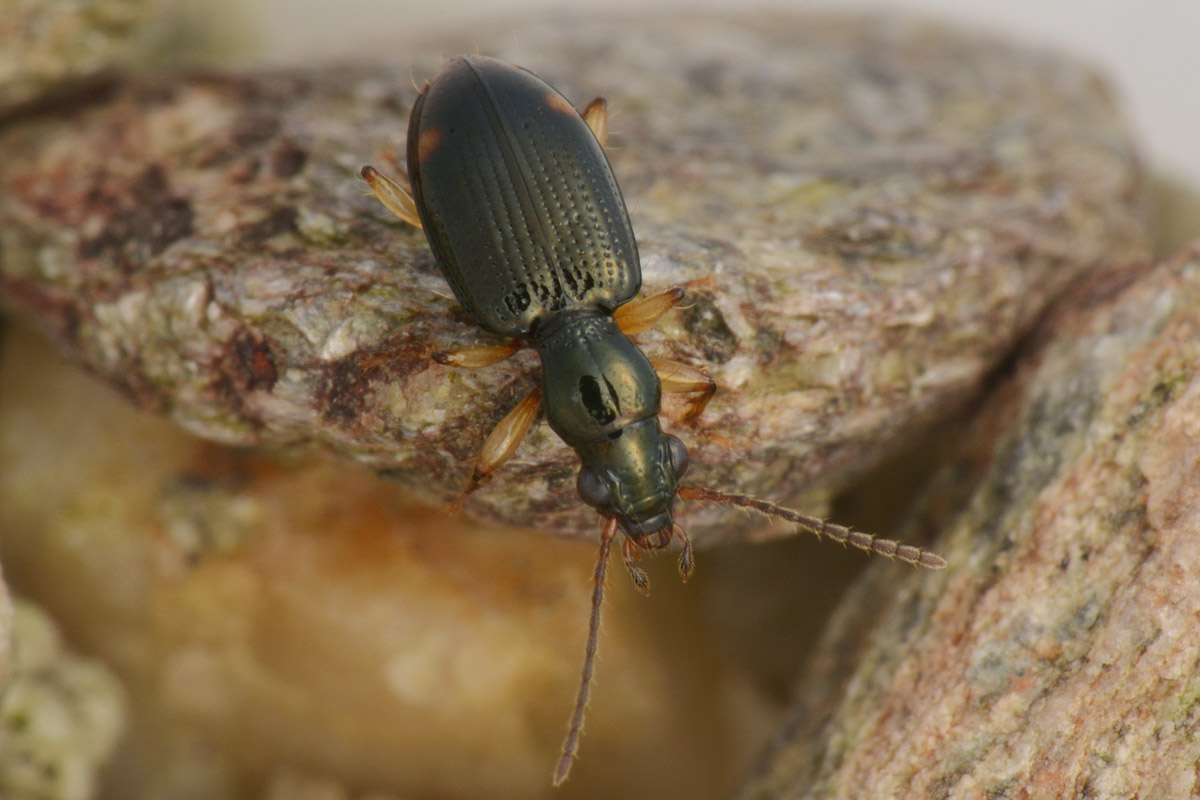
[245,0,1200,189]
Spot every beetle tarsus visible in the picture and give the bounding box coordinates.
[621,536,652,595]
[676,524,695,581]
[444,481,480,515]
[554,517,619,786]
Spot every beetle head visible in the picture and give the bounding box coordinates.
[575,418,689,544]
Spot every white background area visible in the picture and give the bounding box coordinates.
[254,0,1199,189]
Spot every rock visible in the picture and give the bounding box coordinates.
[0,0,172,116]
[0,15,1149,541]
[0,9,1171,800]
[0,599,127,800]
[0,562,11,690]
[262,771,401,800]
[0,327,772,800]
[738,245,1200,797]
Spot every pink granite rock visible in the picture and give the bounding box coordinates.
[740,246,1200,798]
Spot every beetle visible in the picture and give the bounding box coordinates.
[361,54,945,785]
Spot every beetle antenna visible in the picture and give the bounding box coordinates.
[553,516,620,786]
[677,486,946,569]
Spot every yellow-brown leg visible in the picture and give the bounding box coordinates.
[621,536,651,595]
[582,97,608,147]
[361,164,422,228]
[361,161,527,398]
[675,524,695,581]
[652,359,716,426]
[432,340,522,368]
[448,387,542,512]
[613,286,686,335]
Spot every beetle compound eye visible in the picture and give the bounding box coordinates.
[577,468,613,509]
[667,435,690,479]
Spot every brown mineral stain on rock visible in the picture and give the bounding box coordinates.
[217,326,278,396]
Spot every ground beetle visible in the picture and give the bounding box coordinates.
[361,54,945,785]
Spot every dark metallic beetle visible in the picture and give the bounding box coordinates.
[362,54,944,785]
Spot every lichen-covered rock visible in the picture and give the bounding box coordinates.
[0,15,1150,541]
[738,244,1200,798]
[0,599,127,800]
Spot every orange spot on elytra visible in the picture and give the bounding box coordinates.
[544,92,576,116]
[418,128,442,163]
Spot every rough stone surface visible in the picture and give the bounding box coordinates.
[738,244,1200,799]
[0,15,1149,542]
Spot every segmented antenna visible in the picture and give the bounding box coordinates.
[553,516,619,786]
[677,486,946,569]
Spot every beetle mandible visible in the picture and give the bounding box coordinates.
[361,54,945,785]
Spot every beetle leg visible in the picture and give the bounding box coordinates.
[581,97,608,147]
[360,164,423,228]
[447,387,542,512]
[675,524,695,582]
[621,537,651,596]
[432,340,522,368]
[613,286,686,335]
[652,359,716,426]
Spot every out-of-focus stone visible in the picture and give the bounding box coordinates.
[0,599,127,800]
[0,327,772,800]
[0,0,172,116]
[1152,175,1200,255]
[738,244,1200,798]
[263,771,401,800]
[0,562,11,691]
[0,15,1150,542]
